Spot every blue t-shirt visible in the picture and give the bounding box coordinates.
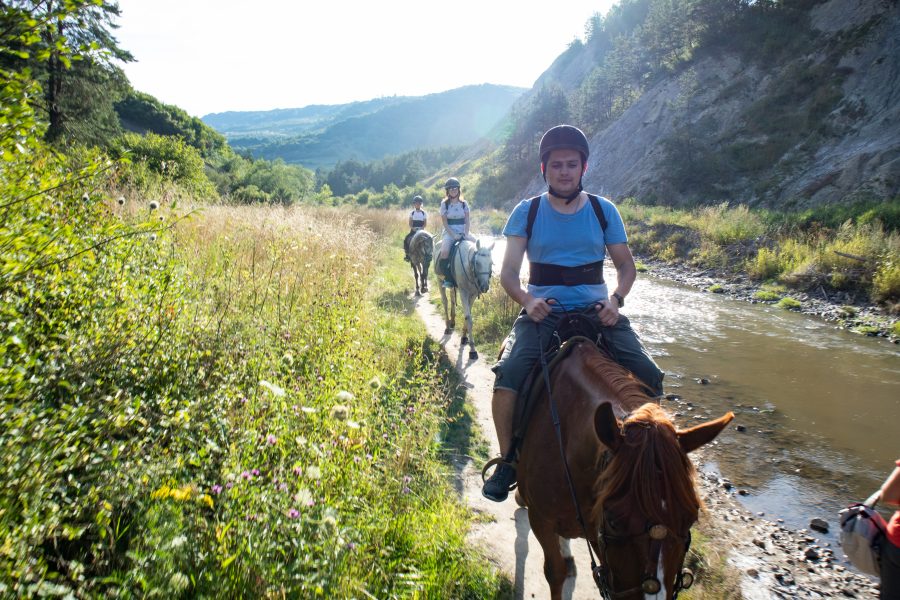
[502,193,627,310]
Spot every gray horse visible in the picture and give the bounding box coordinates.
[408,230,433,296]
[433,237,494,360]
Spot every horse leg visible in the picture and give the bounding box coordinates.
[559,536,576,578]
[412,263,421,296]
[421,262,429,292]
[448,287,456,332]
[439,287,452,335]
[461,291,477,360]
[531,517,568,600]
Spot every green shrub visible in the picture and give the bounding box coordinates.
[777,297,802,310]
[754,290,781,301]
[708,284,724,293]
[112,132,217,199]
[873,260,900,302]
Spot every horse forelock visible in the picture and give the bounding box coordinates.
[592,403,701,532]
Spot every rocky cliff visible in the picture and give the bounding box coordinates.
[523,0,900,208]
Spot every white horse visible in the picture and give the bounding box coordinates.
[433,237,494,360]
[408,230,433,296]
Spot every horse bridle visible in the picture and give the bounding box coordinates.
[594,519,694,599]
[461,246,492,294]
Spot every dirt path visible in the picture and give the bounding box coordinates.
[413,292,880,599]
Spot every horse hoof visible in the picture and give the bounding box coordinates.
[469,350,478,360]
[415,290,421,297]
[460,336,468,345]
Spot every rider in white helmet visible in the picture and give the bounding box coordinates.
[438,177,475,288]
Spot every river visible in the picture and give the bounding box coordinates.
[487,238,900,546]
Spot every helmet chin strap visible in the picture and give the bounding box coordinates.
[548,181,584,203]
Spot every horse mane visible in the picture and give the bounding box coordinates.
[578,345,655,410]
[591,403,701,532]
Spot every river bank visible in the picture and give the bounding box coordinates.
[637,256,899,343]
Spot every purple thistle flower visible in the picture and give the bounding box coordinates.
[267,434,277,445]
[252,468,260,476]
[241,471,251,480]
[288,508,300,519]
[211,484,223,494]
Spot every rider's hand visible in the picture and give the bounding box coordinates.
[596,299,620,327]
[524,296,554,323]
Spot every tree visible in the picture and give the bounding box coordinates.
[2,0,133,145]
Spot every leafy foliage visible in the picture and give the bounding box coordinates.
[115,91,228,157]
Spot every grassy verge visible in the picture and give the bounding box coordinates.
[2,196,506,596]
[619,200,900,312]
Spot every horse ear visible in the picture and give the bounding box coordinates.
[677,412,734,454]
[594,402,623,452]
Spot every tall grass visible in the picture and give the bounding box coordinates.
[2,196,505,596]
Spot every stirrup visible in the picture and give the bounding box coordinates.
[481,456,517,491]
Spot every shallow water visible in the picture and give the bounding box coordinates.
[489,238,900,543]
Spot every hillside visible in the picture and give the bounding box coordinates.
[512,0,900,209]
[203,84,525,170]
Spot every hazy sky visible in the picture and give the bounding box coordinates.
[114,0,615,117]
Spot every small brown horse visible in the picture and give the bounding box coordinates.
[516,340,733,600]
[408,230,433,296]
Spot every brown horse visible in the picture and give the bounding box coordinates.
[408,230,433,296]
[516,340,733,600]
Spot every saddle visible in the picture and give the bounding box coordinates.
[482,313,615,484]
[442,239,463,286]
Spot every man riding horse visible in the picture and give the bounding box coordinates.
[483,124,664,502]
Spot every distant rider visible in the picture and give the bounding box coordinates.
[438,177,474,288]
[482,124,664,502]
[404,195,428,262]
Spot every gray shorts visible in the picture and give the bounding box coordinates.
[492,309,664,396]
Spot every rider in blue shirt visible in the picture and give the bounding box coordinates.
[482,125,664,502]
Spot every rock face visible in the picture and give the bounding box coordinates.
[523,0,900,208]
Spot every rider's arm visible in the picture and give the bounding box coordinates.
[882,461,900,507]
[408,212,414,228]
[442,213,453,236]
[501,236,552,320]
[464,206,471,238]
[607,242,636,305]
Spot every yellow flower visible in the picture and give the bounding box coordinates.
[151,485,172,500]
[199,494,214,509]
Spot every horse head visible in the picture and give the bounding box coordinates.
[471,237,494,295]
[591,402,734,599]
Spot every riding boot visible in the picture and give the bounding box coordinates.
[482,463,517,502]
[440,257,455,288]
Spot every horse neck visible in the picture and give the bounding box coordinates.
[453,242,478,292]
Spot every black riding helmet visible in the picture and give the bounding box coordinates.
[444,177,460,190]
[539,124,590,167]
[539,125,590,201]
[413,195,423,204]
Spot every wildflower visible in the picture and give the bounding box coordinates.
[288,508,300,519]
[252,468,260,477]
[81,193,89,202]
[346,542,356,550]
[335,390,354,403]
[226,482,234,489]
[292,466,303,476]
[169,485,193,501]
[402,487,411,494]
[241,471,251,480]
[294,488,313,505]
[151,485,172,500]
[117,196,125,205]
[306,466,321,480]
[403,475,411,484]
[259,380,285,397]
[292,404,299,413]
[267,434,277,445]
[211,484,223,494]
[199,494,214,508]
[149,200,159,210]
[323,515,337,528]
[330,405,349,421]
[301,406,317,414]
[149,233,157,242]
[346,420,360,429]
[279,482,288,492]
[169,572,190,592]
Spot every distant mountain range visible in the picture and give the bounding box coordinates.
[202,84,525,169]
